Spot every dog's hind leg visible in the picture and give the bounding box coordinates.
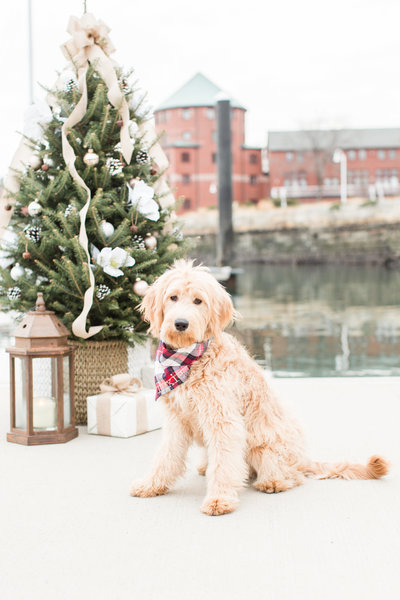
[249,445,304,494]
[130,412,192,498]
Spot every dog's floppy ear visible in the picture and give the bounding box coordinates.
[206,281,235,337]
[140,280,164,336]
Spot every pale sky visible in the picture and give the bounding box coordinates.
[1,0,400,175]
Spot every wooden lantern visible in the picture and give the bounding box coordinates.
[6,293,78,445]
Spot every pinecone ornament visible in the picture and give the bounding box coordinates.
[119,77,129,94]
[136,150,149,165]
[132,234,145,249]
[64,204,75,217]
[24,225,41,243]
[7,286,21,300]
[96,284,111,300]
[107,157,124,175]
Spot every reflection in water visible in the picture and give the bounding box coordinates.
[227,265,400,377]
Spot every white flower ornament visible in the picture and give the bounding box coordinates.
[96,247,135,277]
[127,180,160,221]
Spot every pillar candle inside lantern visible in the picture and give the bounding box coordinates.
[33,396,57,430]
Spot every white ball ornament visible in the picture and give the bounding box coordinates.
[28,201,42,216]
[10,264,25,281]
[29,154,42,170]
[144,233,157,250]
[83,149,99,166]
[100,221,115,238]
[133,278,149,296]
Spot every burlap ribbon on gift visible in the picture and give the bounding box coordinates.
[61,13,133,339]
[96,373,148,436]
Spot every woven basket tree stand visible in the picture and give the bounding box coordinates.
[69,340,128,425]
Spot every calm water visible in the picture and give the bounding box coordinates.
[228,265,400,377]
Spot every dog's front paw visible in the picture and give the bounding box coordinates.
[129,479,168,498]
[201,496,238,516]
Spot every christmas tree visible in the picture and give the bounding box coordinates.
[0,13,186,344]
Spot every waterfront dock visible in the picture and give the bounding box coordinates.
[0,376,399,599]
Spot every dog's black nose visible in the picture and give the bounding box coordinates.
[175,318,189,332]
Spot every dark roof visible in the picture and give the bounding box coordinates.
[268,128,400,151]
[156,72,246,111]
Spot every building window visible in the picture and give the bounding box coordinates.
[249,175,257,185]
[284,171,307,187]
[285,152,294,162]
[358,149,367,160]
[182,131,191,141]
[324,177,339,186]
[212,153,217,163]
[182,109,191,120]
[182,174,191,184]
[348,150,356,160]
[348,169,369,185]
[206,108,215,120]
[297,152,304,162]
[389,149,397,159]
[378,149,386,160]
[183,198,191,210]
[376,168,398,185]
[181,152,190,163]
[249,153,258,164]
[212,130,217,142]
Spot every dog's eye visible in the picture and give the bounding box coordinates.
[170,295,178,302]
[193,298,202,305]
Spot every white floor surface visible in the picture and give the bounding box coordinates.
[0,377,399,600]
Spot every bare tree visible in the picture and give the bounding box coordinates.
[302,128,342,201]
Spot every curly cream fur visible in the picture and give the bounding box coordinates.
[130,261,389,516]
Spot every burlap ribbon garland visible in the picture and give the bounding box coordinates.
[60,13,133,338]
[96,373,148,436]
[138,118,176,209]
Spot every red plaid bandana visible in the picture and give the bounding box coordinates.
[154,340,210,399]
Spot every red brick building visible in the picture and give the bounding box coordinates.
[268,129,400,201]
[154,73,269,211]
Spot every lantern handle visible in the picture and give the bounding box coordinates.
[35,292,46,312]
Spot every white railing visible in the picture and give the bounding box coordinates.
[271,183,400,200]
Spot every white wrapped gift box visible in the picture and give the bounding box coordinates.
[87,375,162,437]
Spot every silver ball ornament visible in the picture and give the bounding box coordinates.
[133,278,149,296]
[100,221,115,238]
[144,234,157,250]
[28,201,42,217]
[83,149,99,166]
[10,264,25,281]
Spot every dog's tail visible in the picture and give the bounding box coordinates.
[300,455,390,480]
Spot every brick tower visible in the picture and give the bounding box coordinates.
[154,72,268,212]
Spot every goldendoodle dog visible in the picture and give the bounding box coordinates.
[130,260,389,516]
